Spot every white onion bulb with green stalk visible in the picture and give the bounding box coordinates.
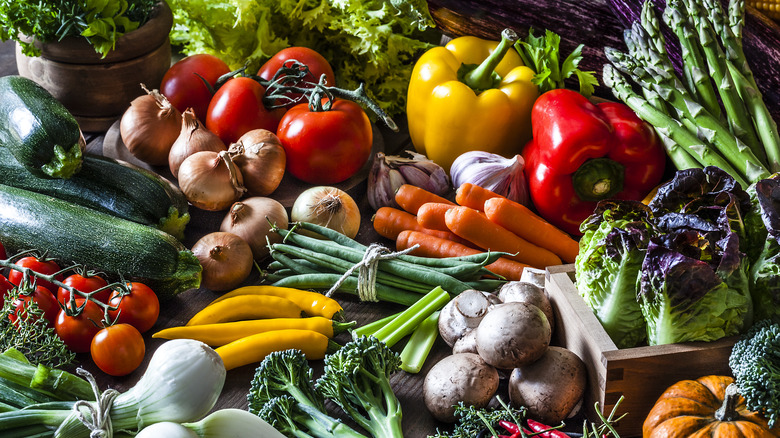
[135,409,286,438]
[54,339,226,437]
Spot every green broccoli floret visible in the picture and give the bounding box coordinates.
[728,319,780,427]
[248,349,367,438]
[316,336,404,438]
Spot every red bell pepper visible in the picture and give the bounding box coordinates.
[522,89,665,236]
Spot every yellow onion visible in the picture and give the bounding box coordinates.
[220,197,288,260]
[178,151,246,211]
[120,85,182,166]
[169,109,227,178]
[228,129,286,196]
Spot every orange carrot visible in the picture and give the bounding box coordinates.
[394,184,455,215]
[372,206,463,242]
[483,197,580,264]
[455,183,504,211]
[444,205,563,268]
[416,202,458,232]
[396,230,529,281]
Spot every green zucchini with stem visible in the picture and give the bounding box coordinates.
[0,147,190,240]
[0,184,201,300]
[0,76,85,179]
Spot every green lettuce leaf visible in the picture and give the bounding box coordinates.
[575,200,655,348]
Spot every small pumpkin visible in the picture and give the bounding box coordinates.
[643,375,779,438]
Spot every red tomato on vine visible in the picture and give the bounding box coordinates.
[161,54,231,122]
[55,299,104,353]
[57,273,110,305]
[205,76,285,145]
[91,323,145,376]
[277,99,373,185]
[258,47,336,108]
[9,285,59,327]
[7,257,62,294]
[108,282,159,334]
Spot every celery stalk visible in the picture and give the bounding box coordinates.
[372,287,450,348]
[352,312,404,340]
[399,311,440,374]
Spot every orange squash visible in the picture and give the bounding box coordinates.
[643,375,779,438]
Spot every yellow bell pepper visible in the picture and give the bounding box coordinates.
[407,29,538,173]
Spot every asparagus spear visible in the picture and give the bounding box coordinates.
[662,0,722,119]
[680,0,764,163]
[700,0,780,172]
[606,48,769,183]
[602,63,747,187]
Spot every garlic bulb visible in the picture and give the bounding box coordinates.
[450,151,530,206]
[367,151,450,210]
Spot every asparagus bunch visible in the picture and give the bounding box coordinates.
[603,0,780,187]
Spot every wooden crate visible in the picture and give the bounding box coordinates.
[545,264,737,437]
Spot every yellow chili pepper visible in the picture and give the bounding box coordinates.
[406,28,538,172]
[215,329,337,371]
[208,285,344,320]
[152,316,355,346]
[185,295,303,326]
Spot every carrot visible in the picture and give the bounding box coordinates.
[396,230,529,281]
[455,183,504,211]
[394,184,455,215]
[416,202,458,232]
[483,197,580,264]
[372,206,463,242]
[444,205,563,268]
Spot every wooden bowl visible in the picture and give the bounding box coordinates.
[14,2,173,132]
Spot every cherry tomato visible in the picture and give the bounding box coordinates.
[258,47,336,109]
[107,282,159,333]
[9,285,59,327]
[57,273,110,305]
[160,54,231,122]
[206,76,285,145]
[91,323,145,376]
[277,99,373,184]
[55,299,104,353]
[0,274,13,308]
[8,257,62,293]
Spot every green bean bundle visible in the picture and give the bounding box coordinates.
[265,222,507,305]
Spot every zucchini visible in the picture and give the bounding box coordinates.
[0,76,85,179]
[0,147,190,240]
[0,184,201,299]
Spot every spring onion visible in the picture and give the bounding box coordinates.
[135,409,287,438]
[0,339,226,437]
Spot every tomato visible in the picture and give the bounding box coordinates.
[9,285,59,327]
[160,54,231,122]
[57,273,110,305]
[277,99,373,184]
[258,47,336,109]
[107,282,160,333]
[7,256,62,293]
[91,323,145,376]
[55,299,104,353]
[206,76,285,145]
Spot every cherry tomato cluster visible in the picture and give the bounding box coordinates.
[159,47,374,185]
[1,249,159,377]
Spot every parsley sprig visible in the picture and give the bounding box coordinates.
[0,0,157,58]
[515,28,599,97]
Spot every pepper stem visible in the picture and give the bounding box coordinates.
[572,158,625,202]
[462,28,519,92]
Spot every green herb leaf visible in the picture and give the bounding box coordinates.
[515,28,599,97]
[0,285,74,369]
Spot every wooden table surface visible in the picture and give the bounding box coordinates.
[0,39,455,438]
